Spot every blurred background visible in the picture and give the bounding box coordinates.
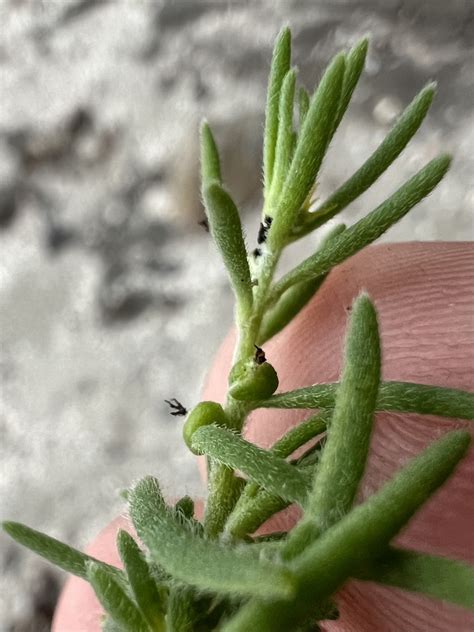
[0,0,472,629]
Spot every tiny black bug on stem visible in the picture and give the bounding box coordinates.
[165,398,188,416]
[257,215,273,244]
[254,344,266,364]
[198,218,209,232]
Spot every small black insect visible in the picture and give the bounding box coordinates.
[251,278,259,287]
[198,218,209,232]
[165,398,188,416]
[254,344,266,364]
[257,214,273,244]
[253,247,262,258]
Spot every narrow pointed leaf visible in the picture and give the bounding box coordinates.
[329,37,368,141]
[203,182,253,317]
[225,448,322,539]
[271,153,451,299]
[264,27,292,193]
[2,521,123,583]
[223,431,471,632]
[269,53,345,246]
[200,121,222,189]
[117,530,166,631]
[87,561,149,632]
[297,82,437,237]
[258,224,346,344]
[356,547,474,610]
[259,380,474,420]
[191,424,310,505]
[128,477,295,600]
[271,411,329,459]
[284,294,381,559]
[268,68,297,204]
[203,465,244,538]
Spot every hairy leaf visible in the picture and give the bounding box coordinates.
[200,121,222,189]
[269,53,346,246]
[259,380,474,420]
[284,293,381,559]
[2,521,124,583]
[223,431,471,631]
[297,82,437,237]
[272,154,451,298]
[87,561,149,632]
[128,477,295,600]
[264,27,292,193]
[203,183,253,318]
[268,68,297,205]
[192,424,310,505]
[117,530,166,630]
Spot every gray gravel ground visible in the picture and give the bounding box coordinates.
[0,0,473,629]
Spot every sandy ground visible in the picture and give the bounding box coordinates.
[0,1,473,629]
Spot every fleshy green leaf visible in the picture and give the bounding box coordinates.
[2,521,124,583]
[87,561,149,632]
[329,36,368,142]
[117,530,166,631]
[128,476,295,600]
[268,68,297,206]
[258,224,346,344]
[264,27,292,194]
[203,182,253,318]
[225,445,323,539]
[271,153,451,298]
[200,121,222,190]
[258,380,474,421]
[296,82,437,238]
[356,547,474,610]
[271,411,329,459]
[191,424,310,505]
[284,293,381,559]
[223,431,471,632]
[269,53,346,246]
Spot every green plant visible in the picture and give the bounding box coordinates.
[3,27,474,631]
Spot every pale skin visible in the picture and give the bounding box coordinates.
[53,242,474,631]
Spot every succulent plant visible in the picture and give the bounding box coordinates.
[3,27,473,632]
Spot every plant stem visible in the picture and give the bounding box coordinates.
[204,248,281,537]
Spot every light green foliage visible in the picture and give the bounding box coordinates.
[269,53,346,246]
[191,424,311,505]
[129,476,295,600]
[297,82,436,237]
[270,154,451,299]
[200,121,222,189]
[202,183,253,320]
[267,68,297,207]
[263,27,292,194]
[285,294,381,559]
[87,561,149,632]
[259,379,474,420]
[223,431,471,632]
[117,530,166,631]
[3,26,474,632]
[2,521,124,583]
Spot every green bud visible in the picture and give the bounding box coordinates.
[229,360,279,401]
[183,402,228,453]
